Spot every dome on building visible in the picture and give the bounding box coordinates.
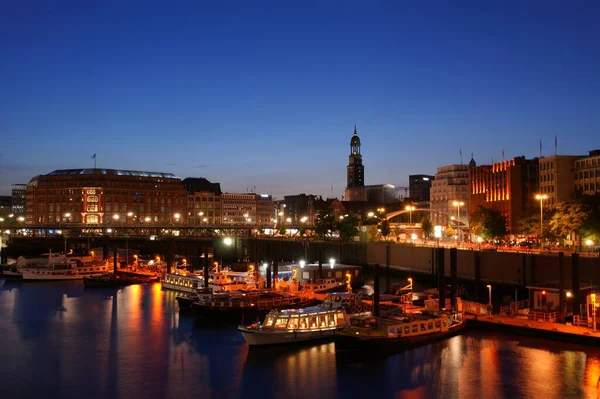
[350,125,361,147]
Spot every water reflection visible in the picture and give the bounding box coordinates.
[2,280,600,399]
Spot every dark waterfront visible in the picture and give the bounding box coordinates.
[1,280,599,399]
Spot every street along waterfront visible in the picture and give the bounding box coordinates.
[1,280,600,399]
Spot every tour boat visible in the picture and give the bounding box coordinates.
[238,292,371,346]
[190,290,319,323]
[301,278,345,293]
[21,261,81,281]
[334,309,465,354]
[161,272,203,293]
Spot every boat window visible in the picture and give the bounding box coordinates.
[404,326,410,335]
[412,324,418,333]
[337,311,345,326]
[319,315,328,327]
[396,328,402,335]
[299,317,309,330]
[309,316,318,329]
[264,317,274,327]
[330,314,337,326]
[435,320,441,329]
[443,320,448,327]
[288,318,298,329]
[428,322,433,330]
[420,323,426,332]
[388,328,395,336]
[275,318,288,328]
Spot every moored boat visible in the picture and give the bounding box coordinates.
[334,309,465,354]
[238,292,371,346]
[191,290,319,324]
[301,278,345,294]
[83,273,155,288]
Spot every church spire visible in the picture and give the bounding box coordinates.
[354,123,357,135]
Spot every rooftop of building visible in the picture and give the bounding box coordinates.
[181,177,222,194]
[45,168,180,179]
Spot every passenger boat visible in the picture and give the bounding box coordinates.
[191,290,319,324]
[301,278,345,293]
[238,292,371,346]
[334,309,465,353]
[161,272,203,293]
[21,261,81,281]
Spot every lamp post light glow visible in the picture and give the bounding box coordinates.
[301,216,308,223]
[144,217,151,223]
[367,212,375,218]
[586,239,595,251]
[299,260,305,269]
[486,284,492,306]
[411,233,418,241]
[329,258,335,269]
[408,277,413,306]
[535,194,548,248]
[17,216,25,222]
[452,201,464,242]
[405,205,416,224]
[223,237,233,246]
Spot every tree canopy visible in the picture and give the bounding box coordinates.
[470,206,508,239]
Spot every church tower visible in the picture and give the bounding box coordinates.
[346,124,364,188]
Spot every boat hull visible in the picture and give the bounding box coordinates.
[335,322,466,354]
[21,272,82,281]
[161,280,198,294]
[1,270,23,280]
[176,295,196,311]
[192,299,320,325]
[239,327,337,346]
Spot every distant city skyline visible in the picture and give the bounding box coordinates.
[2,2,599,198]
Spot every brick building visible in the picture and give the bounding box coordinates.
[469,157,539,233]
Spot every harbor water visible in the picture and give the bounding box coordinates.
[1,280,599,399]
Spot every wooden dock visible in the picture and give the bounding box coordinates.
[466,314,600,346]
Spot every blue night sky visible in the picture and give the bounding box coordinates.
[1,1,599,198]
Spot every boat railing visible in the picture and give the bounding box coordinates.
[500,300,530,315]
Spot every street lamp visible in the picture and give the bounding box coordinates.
[329,258,335,269]
[535,194,548,248]
[586,239,595,251]
[367,211,375,218]
[452,201,464,243]
[408,277,413,306]
[174,213,181,225]
[299,260,305,269]
[144,216,151,223]
[405,205,416,224]
[486,284,492,306]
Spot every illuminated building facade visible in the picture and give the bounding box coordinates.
[25,169,187,225]
[221,193,273,226]
[430,164,470,226]
[183,178,222,225]
[573,150,600,196]
[539,155,582,207]
[469,156,539,233]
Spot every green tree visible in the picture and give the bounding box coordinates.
[420,217,433,238]
[337,214,359,242]
[470,206,508,240]
[550,200,590,247]
[379,219,391,237]
[314,211,337,239]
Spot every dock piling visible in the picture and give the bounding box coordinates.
[474,252,481,303]
[373,263,380,317]
[559,252,565,323]
[572,253,580,316]
[450,248,457,310]
[203,246,209,289]
[437,247,445,310]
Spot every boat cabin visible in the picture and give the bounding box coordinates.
[262,308,347,331]
[347,311,461,339]
[302,278,341,292]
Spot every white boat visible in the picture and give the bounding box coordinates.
[301,278,345,293]
[238,292,371,346]
[20,256,110,281]
[209,269,257,292]
[161,272,203,293]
